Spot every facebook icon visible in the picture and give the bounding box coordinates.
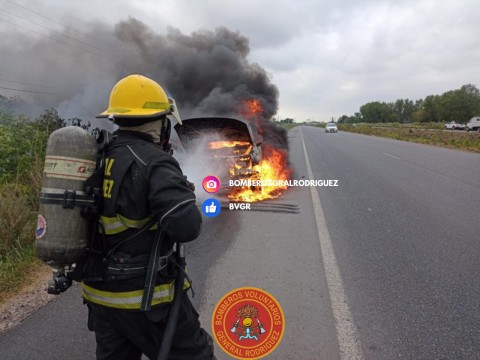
[202,198,221,218]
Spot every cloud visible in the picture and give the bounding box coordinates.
[1,0,479,122]
[262,0,480,119]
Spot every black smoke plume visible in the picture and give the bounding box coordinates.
[112,18,286,149]
[1,17,287,149]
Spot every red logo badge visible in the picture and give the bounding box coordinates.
[36,214,47,240]
[212,287,285,359]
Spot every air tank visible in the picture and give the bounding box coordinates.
[35,126,98,269]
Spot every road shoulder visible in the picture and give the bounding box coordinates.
[0,264,55,334]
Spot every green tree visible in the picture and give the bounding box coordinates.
[360,102,394,123]
[34,108,65,133]
[421,95,439,122]
[436,84,480,122]
[278,118,294,124]
[413,109,429,123]
[389,98,416,123]
[342,83,480,124]
[0,108,67,182]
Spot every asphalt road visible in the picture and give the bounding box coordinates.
[300,126,480,360]
[1,125,479,359]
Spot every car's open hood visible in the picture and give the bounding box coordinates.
[174,117,262,149]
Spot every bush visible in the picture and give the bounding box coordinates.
[0,184,36,257]
[0,109,73,300]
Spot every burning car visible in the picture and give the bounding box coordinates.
[175,116,263,185]
[174,116,291,202]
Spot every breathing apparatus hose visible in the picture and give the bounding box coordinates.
[157,243,186,360]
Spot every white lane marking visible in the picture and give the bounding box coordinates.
[382,152,401,160]
[300,127,365,360]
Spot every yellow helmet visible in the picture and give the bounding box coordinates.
[97,74,172,119]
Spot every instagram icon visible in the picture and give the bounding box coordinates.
[202,175,221,193]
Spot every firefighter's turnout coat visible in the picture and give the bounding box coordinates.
[82,130,202,310]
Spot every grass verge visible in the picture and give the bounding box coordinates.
[0,179,44,304]
[278,123,299,131]
[338,124,480,152]
[0,245,48,303]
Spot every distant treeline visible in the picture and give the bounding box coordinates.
[337,84,480,124]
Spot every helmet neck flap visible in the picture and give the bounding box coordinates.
[118,116,171,151]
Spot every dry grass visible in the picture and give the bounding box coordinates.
[339,124,480,152]
[0,155,44,303]
[0,183,40,302]
[0,248,46,303]
[0,185,37,256]
[0,262,53,332]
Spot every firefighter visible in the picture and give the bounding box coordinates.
[83,74,215,360]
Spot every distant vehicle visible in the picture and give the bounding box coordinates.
[325,123,338,133]
[444,121,465,130]
[466,117,480,132]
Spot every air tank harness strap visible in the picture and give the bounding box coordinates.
[100,217,163,283]
[104,249,173,282]
[39,188,94,209]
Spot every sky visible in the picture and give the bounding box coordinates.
[1,0,479,122]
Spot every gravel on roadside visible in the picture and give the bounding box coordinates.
[0,265,56,334]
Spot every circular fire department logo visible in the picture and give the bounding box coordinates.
[36,214,47,240]
[212,287,285,359]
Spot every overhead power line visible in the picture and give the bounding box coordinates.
[0,85,58,95]
[0,78,56,89]
[6,0,107,46]
[0,8,104,52]
[0,15,110,60]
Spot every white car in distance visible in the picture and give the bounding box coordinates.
[325,123,338,133]
[444,121,465,130]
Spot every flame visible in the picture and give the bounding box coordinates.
[208,141,252,150]
[227,144,291,202]
[208,141,253,157]
[238,99,264,119]
[206,103,291,202]
[245,99,263,115]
